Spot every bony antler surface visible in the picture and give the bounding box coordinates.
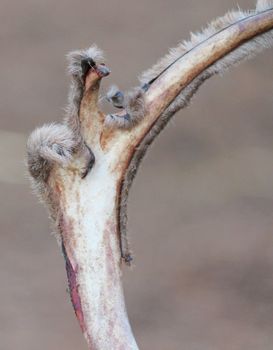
[27,1,273,349]
[27,46,139,349]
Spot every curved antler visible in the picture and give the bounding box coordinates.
[27,1,273,349]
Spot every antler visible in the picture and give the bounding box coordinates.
[27,1,273,349]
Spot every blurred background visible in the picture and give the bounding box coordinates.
[1,0,273,349]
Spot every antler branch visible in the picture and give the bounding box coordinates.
[27,1,273,349]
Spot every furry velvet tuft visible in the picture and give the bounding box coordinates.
[106,85,125,109]
[27,123,76,182]
[65,45,104,135]
[105,87,146,129]
[66,45,104,79]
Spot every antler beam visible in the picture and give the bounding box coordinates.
[27,1,273,349]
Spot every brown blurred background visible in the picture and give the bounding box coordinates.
[1,0,273,349]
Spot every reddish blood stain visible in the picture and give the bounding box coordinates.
[61,241,86,333]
